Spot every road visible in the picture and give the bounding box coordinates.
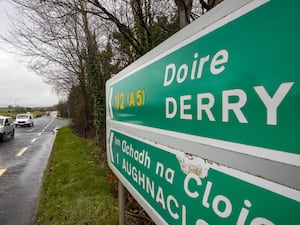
[0,113,68,225]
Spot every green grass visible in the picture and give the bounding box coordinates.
[35,126,118,225]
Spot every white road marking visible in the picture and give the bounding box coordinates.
[0,168,7,176]
[28,128,35,132]
[16,147,28,157]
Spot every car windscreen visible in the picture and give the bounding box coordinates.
[0,119,3,126]
[17,114,30,119]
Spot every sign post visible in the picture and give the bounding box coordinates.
[106,0,300,224]
[118,181,125,225]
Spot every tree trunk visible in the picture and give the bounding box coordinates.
[174,0,193,28]
[80,0,104,145]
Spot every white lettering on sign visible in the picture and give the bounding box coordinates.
[113,133,283,225]
[163,49,229,87]
[121,157,181,222]
[254,82,294,125]
[155,162,175,184]
[183,174,275,225]
[222,89,248,123]
[163,48,295,126]
[197,93,216,121]
[210,49,229,75]
[122,157,275,225]
[122,140,151,169]
[180,95,192,120]
[166,97,177,118]
[165,83,294,125]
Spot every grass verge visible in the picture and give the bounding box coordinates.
[35,126,118,225]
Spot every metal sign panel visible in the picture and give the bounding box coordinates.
[107,0,300,159]
[106,0,300,224]
[108,130,300,224]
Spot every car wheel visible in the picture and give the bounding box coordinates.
[0,134,3,142]
[2,133,6,142]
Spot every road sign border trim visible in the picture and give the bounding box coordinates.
[109,120,300,167]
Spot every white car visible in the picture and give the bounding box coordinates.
[0,116,15,142]
[15,113,34,127]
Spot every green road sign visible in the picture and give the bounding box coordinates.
[106,0,300,223]
[108,130,300,225]
[107,0,300,156]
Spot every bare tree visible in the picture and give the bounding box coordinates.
[199,0,223,11]
[174,0,223,28]
[1,0,101,137]
[2,0,221,143]
[86,0,177,61]
[1,0,84,95]
[174,0,193,28]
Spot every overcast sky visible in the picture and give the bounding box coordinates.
[0,1,59,108]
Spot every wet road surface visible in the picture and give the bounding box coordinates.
[0,113,68,225]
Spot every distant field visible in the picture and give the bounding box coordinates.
[0,108,16,117]
[0,108,10,112]
[0,108,44,118]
